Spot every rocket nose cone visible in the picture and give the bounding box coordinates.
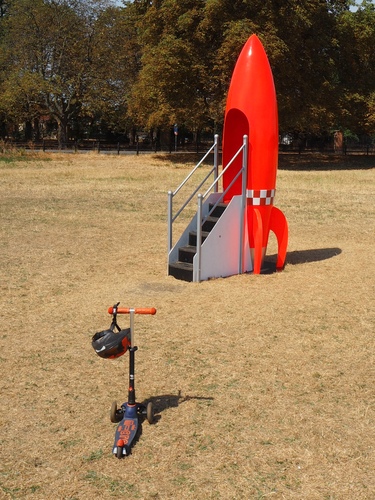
[243,34,267,61]
[241,35,255,58]
[226,33,276,113]
[223,33,279,201]
[247,34,260,49]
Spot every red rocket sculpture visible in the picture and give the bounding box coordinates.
[222,34,288,274]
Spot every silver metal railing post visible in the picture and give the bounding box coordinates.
[167,190,173,254]
[213,134,219,193]
[239,135,248,274]
[168,137,217,260]
[194,194,203,283]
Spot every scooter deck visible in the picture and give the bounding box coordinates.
[112,405,139,457]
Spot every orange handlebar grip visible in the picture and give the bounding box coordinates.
[108,306,156,315]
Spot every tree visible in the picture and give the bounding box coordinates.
[1,0,373,145]
[334,0,375,136]
[0,0,13,19]
[127,0,356,137]
[0,0,106,146]
[84,4,141,138]
[211,0,350,134]
[0,0,13,137]
[128,0,213,137]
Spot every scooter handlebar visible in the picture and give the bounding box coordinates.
[108,306,156,316]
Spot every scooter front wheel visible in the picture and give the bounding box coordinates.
[146,401,154,424]
[116,444,129,458]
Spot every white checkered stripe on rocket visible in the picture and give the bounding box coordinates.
[246,189,275,206]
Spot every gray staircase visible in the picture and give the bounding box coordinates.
[168,203,227,281]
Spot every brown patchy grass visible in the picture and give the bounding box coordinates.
[0,152,374,499]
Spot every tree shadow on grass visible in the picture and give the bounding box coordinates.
[278,153,374,171]
[154,151,374,170]
[263,247,342,273]
[154,152,215,166]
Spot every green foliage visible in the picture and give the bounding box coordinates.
[1,0,92,144]
[334,1,375,133]
[84,5,141,133]
[0,0,374,140]
[128,0,373,135]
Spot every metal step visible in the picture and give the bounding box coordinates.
[168,202,229,282]
[202,215,219,232]
[209,202,227,218]
[168,261,194,282]
[178,245,196,264]
[188,230,210,246]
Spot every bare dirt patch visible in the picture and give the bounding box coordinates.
[1,153,374,499]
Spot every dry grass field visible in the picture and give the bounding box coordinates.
[0,151,374,499]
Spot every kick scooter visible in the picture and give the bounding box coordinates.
[92,302,156,458]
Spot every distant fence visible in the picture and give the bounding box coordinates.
[1,139,374,156]
[1,139,170,154]
[2,138,229,155]
[279,143,375,155]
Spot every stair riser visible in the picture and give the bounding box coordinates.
[168,203,228,282]
[168,264,193,282]
[189,233,208,246]
[202,219,217,231]
[209,204,227,218]
[179,249,195,263]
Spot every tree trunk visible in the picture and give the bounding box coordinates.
[33,119,41,141]
[57,118,68,149]
[24,120,32,141]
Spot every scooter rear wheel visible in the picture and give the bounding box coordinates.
[110,401,123,423]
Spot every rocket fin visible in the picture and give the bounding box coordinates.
[252,208,263,274]
[269,206,288,271]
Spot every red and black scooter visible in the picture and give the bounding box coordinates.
[92,302,156,458]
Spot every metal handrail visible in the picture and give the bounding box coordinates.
[167,134,249,283]
[172,138,218,197]
[195,135,248,282]
[201,141,246,226]
[167,134,219,254]
[172,167,214,223]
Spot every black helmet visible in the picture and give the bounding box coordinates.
[92,327,131,359]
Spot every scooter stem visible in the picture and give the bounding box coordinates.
[128,347,137,405]
[129,308,135,347]
[128,309,136,406]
